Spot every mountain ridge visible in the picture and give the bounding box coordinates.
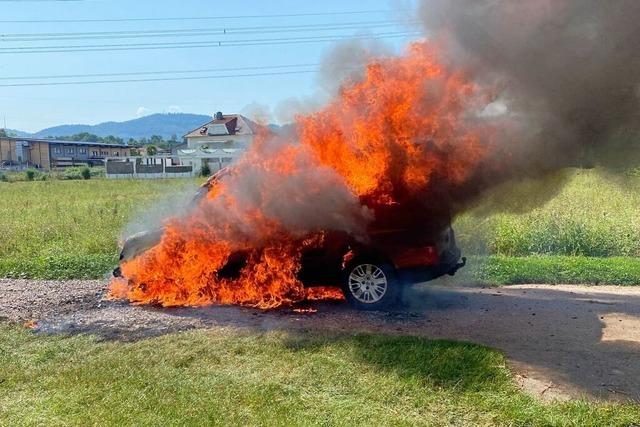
[8,113,213,140]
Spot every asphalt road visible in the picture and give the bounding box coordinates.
[1,279,639,402]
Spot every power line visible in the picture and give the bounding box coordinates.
[0,20,412,39]
[0,63,318,81]
[0,10,401,24]
[0,69,320,87]
[0,21,415,42]
[0,31,420,54]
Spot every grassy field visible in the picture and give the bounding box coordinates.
[1,324,638,426]
[0,179,201,278]
[455,168,640,257]
[453,256,640,286]
[1,169,639,284]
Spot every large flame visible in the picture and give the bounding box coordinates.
[109,41,492,309]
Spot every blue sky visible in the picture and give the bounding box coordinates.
[0,0,419,132]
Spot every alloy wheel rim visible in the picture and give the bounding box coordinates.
[348,264,387,303]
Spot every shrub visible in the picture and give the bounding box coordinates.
[25,168,37,181]
[62,167,84,180]
[80,167,91,180]
[89,166,106,178]
[0,171,6,182]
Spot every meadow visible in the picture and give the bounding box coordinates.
[1,324,638,426]
[455,168,640,257]
[0,168,639,283]
[0,178,202,279]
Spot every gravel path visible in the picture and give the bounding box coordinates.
[1,279,639,402]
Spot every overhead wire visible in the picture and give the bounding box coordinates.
[0,69,322,87]
[0,20,417,41]
[0,63,319,81]
[0,10,404,24]
[0,31,420,54]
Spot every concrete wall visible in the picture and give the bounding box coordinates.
[137,164,164,174]
[106,158,194,179]
[106,161,134,175]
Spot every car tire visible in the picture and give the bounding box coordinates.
[341,261,400,310]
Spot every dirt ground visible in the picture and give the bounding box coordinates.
[1,278,639,403]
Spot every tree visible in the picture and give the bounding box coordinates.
[65,132,100,142]
[0,129,6,137]
[102,135,124,145]
[146,145,158,156]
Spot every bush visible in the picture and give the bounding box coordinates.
[201,162,211,177]
[89,166,106,178]
[80,167,91,180]
[62,167,84,180]
[0,171,6,182]
[25,169,37,181]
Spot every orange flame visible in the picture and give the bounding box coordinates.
[109,41,492,309]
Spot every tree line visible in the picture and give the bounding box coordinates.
[46,132,184,148]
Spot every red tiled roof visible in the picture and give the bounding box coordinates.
[183,114,261,138]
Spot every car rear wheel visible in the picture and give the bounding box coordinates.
[342,261,399,310]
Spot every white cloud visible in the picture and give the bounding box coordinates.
[136,106,151,117]
[167,105,182,113]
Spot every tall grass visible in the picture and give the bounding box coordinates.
[455,168,640,257]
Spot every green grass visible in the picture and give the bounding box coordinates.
[0,324,638,426]
[0,254,117,280]
[455,168,640,257]
[1,166,106,182]
[451,256,640,286]
[0,179,200,278]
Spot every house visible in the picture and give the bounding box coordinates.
[0,136,130,170]
[181,112,259,172]
[105,112,260,179]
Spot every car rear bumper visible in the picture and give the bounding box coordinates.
[396,247,465,284]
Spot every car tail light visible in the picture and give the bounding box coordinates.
[394,245,439,268]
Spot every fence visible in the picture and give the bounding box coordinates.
[106,158,195,179]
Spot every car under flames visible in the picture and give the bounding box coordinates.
[114,169,466,310]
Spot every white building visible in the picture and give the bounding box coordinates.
[105,112,260,179]
[180,112,259,173]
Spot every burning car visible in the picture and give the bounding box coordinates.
[114,169,466,310]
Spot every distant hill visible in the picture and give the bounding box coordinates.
[31,113,212,140]
[4,129,31,137]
